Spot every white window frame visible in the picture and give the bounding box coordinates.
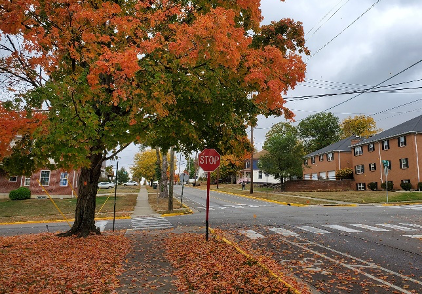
[355,164,364,174]
[400,158,409,169]
[357,183,366,191]
[382,140,389,150]
[327,152,334,162]
[40,170,51,186]
[369,163,376,171]
[9,176,17,182]
[354,146,363,156]
[311,156,315,164]
[60,172,68,186]
[258,170,263,179]
[24,177,31,186]
[368,143,374,152]
[319,154,324,162]
[399,136,406,147]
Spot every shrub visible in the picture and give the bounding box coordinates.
[381,182,394,191]
[400,182,412,191]
[9,187,31,200]
[418,182,422,191]
[335,168,353,180]
[367,182,378,191]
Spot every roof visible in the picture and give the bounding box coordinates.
[351,114,422,147]
[305,135,358,157]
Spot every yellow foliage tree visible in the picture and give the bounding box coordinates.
[131,149,176,185]
[340,115,381,139]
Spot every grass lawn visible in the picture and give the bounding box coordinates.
[145,185,191,214]
[0,186,138,223]
[195,183,422,205]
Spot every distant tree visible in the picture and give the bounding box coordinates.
[340,115,381,139]
[116,167,130,184]
[259,123,304,184]
[131,150,157,186]
[298,112,341,153]
[218,154,245,183]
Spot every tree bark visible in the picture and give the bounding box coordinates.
[58,153,103,237]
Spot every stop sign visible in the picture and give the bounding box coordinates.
[198,149,220,172]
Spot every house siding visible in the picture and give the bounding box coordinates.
[303,151,352,180]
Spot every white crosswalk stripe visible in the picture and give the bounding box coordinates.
[240,230,265,239]
[400,223,422,229]
[298,226,331,234]
[350,224,390,231]
[131,216,173,230]
[323,225,362,233]
[376,224,417,231]
[269,227,299,237]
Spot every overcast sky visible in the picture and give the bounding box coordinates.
[112,0,422,175]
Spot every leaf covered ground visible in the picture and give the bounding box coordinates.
[1,230,311,293]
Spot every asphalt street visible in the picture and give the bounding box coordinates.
[1,186,421,293]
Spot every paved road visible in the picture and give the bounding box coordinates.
[1,186,421,293]
[168,186,422,294]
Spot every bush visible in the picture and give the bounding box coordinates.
[418,182,422,191]
[9,187,31,200]
[335,168,354,180]
[400,182,412,191]
[367,182,378,191]
[381,182,394,191]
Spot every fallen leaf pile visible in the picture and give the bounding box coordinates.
[164,231,310,293]
[0,232,131,293]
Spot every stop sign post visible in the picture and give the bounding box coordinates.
[198,149,220,241]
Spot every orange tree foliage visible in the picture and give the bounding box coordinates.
[0,0,308,236]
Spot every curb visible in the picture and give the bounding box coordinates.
[161,203,194,217]
[209,227,302,294]
[0,216,131,226]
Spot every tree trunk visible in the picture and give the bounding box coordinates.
[160,149,168,198]
[155,147,162,194]
[58,154,103,237]
[168,147,174,211]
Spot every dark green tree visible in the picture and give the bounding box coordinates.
[116,167,130,184]
[298,112,341,153]
[259,123,304,184]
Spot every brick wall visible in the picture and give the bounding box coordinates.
[284,179,353,192]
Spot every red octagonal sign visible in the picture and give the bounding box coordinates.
[198,149,220,172]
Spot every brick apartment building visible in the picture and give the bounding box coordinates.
[303,115,422,191]
[303,135,356,181]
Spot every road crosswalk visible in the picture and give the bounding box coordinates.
[238,222,422,240]
[131,216,173,230]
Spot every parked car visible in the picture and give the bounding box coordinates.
[123,181,138,186]
[98,182,115,189]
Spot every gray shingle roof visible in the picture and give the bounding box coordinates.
[305,135,358,157]
[351,114,422,147]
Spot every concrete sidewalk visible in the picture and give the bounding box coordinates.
[131,186,159,217]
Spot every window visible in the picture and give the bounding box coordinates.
[369,163,376,171]
[400,158,409,169]
[245,161,250,169]
[398,136,406,147]
[357,183,366,191]
[401,179,410,184]
[355,164,364,174]
[368,143,375,152]
[327,152,334,161]
[258,171,262,179]
[304,159,308,165]
[60,172,68,186]
[40,170,51,186]
[354,146,363,156]
[311,156,315,164]
[9,176,17,182]
[24,177,31,186]
[382,140,390,150]
[319,154,324,162]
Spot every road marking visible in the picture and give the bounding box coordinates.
[240,229,265,239]
[269,227,299,237]
[131,216,173,230]
[376,224,417,231]
[350,224,390,231]
[323,225,362,233]
[400,223,422,229]
[403,235,422,239]
[298,226,331,234]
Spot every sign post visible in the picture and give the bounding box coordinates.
[382,160,389,203]
[179,173,189,207]
[198,148,220,241]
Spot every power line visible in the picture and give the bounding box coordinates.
[312,0,382,57]
[323,58,422,110]
[370,97,422,116]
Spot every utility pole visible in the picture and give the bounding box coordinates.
[168,147,174,211]
[250,126,254,194]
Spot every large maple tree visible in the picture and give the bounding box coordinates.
[0,0,308,236]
